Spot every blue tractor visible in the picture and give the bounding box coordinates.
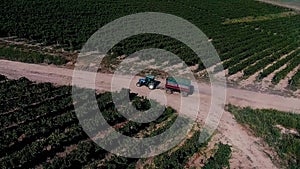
[136,75,157,90]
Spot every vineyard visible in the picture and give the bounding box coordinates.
[0,75,231,168]
[0,45,67,65]
[228,105,300,168]
[1,1,300,168]
[0,0,299,90]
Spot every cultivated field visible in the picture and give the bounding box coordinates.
[0,76,232,168]
[0,0,300,168]
[0,0,299,92]
[1,60,299,168]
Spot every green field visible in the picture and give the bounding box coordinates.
[1,1,299,168]
[228,105,300,168]
[0,0,300,87]
[0,75,231,168]
[0,45,67,65]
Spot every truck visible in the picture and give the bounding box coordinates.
[165,77,194,97]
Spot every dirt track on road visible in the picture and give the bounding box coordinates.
[258,0,300,11]
[1,59,300,168]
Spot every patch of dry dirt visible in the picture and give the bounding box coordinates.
[275,124,300,137]
[218,111,279,169]
[228,71,244,82]
[56,144,78,158]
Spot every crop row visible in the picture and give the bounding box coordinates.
[272,53,300,84]
[45,106,177,169]
[248,15,300,39]
[218,32,270,61]
[289,69,300,90]
[0,46,67,65]
[183,0,287,19]
[0,94,72,130]
[1,88,71,117]
[258,49,300,80]
[152,130,207,168]
[228,39,291,75]
[0,78,60,103]
[214,35,284,73]
[1,124,87,168]
[243,43,299,77]
[0,0,295,74]
[0,87,126,158]
[0,108,77,157]
[202,143,231,169]
[227,105,300,168]
[83,111,177,168]
[1,76,200,168]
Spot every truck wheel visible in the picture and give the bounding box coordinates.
[136,82,141,87]
[148,83,155,90]
[166,89,173,94]
[181,91,188,97]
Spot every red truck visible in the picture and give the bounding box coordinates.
[165,77,194,97]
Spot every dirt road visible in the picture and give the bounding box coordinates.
[258,0,300,11]
[1,59,300,168]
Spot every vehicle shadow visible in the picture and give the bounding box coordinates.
[154,80,161,89]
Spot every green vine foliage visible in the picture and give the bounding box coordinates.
[228,105,300,168]
[0,75,216,168]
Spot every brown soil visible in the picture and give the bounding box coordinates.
[228,71,243,82]
[275,124,300,137]
[56,144,78,158]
